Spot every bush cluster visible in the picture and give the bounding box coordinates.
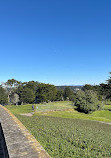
[75,90,103,113]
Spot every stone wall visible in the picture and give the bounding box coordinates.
[0,105,51,158]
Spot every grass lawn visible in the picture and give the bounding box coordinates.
[6,101,73,114]
[6,102,111,122]
[40,108,111,122]
[16,114,111,158]
[5,101,111,158]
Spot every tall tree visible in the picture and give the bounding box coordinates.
[6,79,20,87]
[5,79,21,104]
[0,86,8,104]
[20,87,35,104]
[101,72,111,102]
[107,72,111,85]
[63,87,74,101]
[24,81,39,93]
[82,84,94,91]
[10,92,20,105]
[36,83,57,103]
[56,90,64,101]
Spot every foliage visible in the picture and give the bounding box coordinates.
[82,84,94,91]
[99,72,111,102]
[36,83,57,103]
[107,72,111,84]
[5,78,21,88]
[5,79,78,104]
[82,84,102,101]
[0,86,8,104]
[16,115,111,158]
[9,92,20,105]
[75,90,103,113]
[4,79,21,104]
[63,87,75,101]
[99,83,110,102]
[20,87,35,104]
[56,90,64,101]
[22,81,39,94]
[3,72,111,105]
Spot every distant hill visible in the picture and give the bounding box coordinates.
[56,85,83,92]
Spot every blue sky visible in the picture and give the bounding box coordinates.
[0,0,111,85]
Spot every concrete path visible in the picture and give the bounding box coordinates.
[0,105,51,158]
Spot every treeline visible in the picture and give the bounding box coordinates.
[1,72,111,114]
[73,73,111,113]
[0,79,76,105]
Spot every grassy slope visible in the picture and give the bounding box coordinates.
[40,109,111,122]
[5,101,111,158]
[6,101,111,122]
[16,114,111,158]
[6,101,73,114]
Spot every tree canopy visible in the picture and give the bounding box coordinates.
[36,83,57,103]
[75,90,103,113]
[1,73,111,112]
[0,86,8,104]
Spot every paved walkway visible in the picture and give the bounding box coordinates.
[0,105,51,158]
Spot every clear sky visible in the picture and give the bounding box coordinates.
[0,0,111,85]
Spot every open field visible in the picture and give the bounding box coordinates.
[16,114,111,158]
[6,101,73,114]
[6,101,111,158]
[6,101,111,122]
[40,109,111,122]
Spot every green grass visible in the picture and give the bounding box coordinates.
[16,114,111,158]
[91,110,111,121]
[5,102,111,157]
[35,104,111,122]
[6,101,73,114]
[6,102,111,122]
[39,109,111,122]
[35,101,73,111]
[6,104,35,114]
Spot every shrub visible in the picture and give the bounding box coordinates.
[75,90,103,113]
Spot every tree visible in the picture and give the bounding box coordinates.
[5,79,21,88]
[100,72,111,103]
[99,83,110,103]
[107,72,111,84]
[56,90,64,101]
[36,83,57,103]
[9,92,20,105]
[75,90,103,113]
[63,87,74,101]
[5,79,21,104]
[82,84,102,101]
[82,84,94,91]
[0,86,8,104]
[24,81,39,94]
[20,87,35,104]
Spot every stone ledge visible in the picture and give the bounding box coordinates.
[0,105,51,158]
